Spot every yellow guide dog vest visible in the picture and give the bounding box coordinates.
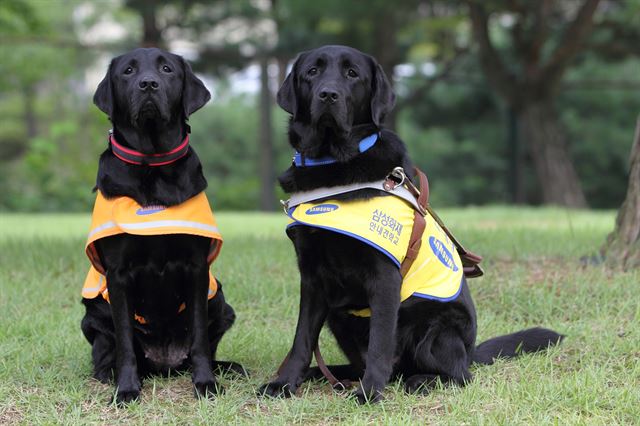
[287,195,464,317]
[81,191,222,320]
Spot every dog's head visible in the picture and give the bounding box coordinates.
[277,45,395,160]
[93,47,210,130]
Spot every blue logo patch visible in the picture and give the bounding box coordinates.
[429,236,459,272]
[305,204,338,215]
[136,205,166,215]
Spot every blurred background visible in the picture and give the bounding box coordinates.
[1,0,639,212]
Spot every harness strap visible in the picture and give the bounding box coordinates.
[275,347,353,391]
[399,168,429,277]
[400,210,425,276]
[285,180,424,213]
[313,347,352,390]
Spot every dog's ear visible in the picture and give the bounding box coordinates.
[181,58,211,117]
[277,52,307,118]
[370,60,396,127]
[93,59,116,117]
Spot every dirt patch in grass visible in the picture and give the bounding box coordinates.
[0,404,24,426]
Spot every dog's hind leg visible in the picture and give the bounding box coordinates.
[81,303,116,383]
[90,333,116,383]
[404,327,473,395]
[206,292,247,377]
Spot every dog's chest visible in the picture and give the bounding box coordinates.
[290,227,396,309]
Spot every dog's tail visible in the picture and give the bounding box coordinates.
[472,327,564,365]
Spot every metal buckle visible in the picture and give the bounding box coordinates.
[280,199,290,213]
[383,167,406,191]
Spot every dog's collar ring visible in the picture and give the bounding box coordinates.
[383,167,406,191]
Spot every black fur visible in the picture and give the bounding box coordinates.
[258,45,563,404]
[81,48,244,405]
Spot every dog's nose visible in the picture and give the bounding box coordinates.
[318,89,339,104]
[138,77,159,91]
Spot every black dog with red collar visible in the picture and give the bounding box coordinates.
[81,47,244,405]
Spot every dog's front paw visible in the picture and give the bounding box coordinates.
[351,384,384,405]
[257,381,296,398]
[114,375,142,405]
[194,378,223,399]
[113,380,141,405]
[114,388,140,405]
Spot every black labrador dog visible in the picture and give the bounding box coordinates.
[80,48,242,404]
[258,45,562,404]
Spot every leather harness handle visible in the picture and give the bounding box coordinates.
[399,211,425,277]
[410,167,484,279]
[414,167,429,209]
[399,167,429,277]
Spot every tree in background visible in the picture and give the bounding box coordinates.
[601,118,640,269]
[468,0,601,207]
[0,0,109,210]
[0,0,74,158]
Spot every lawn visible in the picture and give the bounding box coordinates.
[0,208,638,425]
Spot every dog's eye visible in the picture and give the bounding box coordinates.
[124,66,133,75]
[347,69,358,78]
[307,67,318,76]
[162,65,172,73]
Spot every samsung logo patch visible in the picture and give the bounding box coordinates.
[305,204,339,215]
[136,205,166,215]
[429,236,459,272]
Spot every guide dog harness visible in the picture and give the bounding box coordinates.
[285,167,483,316]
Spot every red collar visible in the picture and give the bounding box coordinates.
[109,132,190,166]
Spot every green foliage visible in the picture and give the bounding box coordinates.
[561,56,640,208]
[189,96,291,210]
[1,0,639,211]
[3,108,106,211]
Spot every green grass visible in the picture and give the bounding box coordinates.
[1,208,638,425]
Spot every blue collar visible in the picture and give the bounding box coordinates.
[293,133,379,167]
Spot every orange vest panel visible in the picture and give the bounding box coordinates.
[82,191,222,305]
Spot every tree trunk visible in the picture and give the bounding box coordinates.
[23,84,37,140]
[372,10,397,130]
[506,106,525,203]
[602,117,640,269]
[258,55,276,211]
[127,0,163,47]
[518,99,587,207]
[277,57,288,88]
